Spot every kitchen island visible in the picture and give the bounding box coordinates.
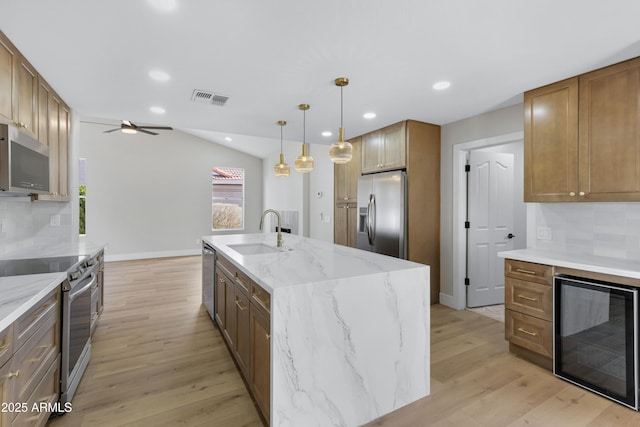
[202,232,430,427]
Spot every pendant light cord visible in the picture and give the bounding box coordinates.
[340,86,344,129]
[280,123,283,153]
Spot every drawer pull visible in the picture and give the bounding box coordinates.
[235,300,247,311]
[517,294,538,302]
[7,370,20,378]
[517,327,537,337]
[515,268,536,276]
[253,295,269,308]
[266,334,271,341]
[0,344,7,351]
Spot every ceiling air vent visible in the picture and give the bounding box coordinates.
[190,89,230,106]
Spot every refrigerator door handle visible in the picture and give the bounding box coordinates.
[367,194,374,245]
[370,194,376,243]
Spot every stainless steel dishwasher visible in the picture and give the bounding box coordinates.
[202,242,215,321]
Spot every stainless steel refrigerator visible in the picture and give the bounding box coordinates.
[357,170,407,259]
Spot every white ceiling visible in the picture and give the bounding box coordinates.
[2,0,640,158]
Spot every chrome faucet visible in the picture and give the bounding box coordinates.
[259,209,283,247]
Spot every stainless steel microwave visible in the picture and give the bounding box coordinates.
[0,124,49,195]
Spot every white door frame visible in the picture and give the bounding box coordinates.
[450,131,529,310]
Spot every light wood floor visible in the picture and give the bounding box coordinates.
[47,256,639,427]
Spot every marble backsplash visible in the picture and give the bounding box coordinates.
[0,199,74,256]
[533,202,640,261]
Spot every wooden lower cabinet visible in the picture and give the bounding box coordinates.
[504,259,553,370]
[334,203,357,248]
[214,253,271,424]
[250,306,270,422]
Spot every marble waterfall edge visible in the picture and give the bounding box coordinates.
[272,267,430,426]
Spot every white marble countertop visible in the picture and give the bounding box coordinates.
[202,233,426,293]
[0,272,66,332]
[498,248,640,279]
[0,240,107,261]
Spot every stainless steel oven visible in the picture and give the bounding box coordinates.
[554,274,639,410]
[60,253,100,404]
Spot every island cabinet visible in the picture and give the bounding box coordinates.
[361,121,406,174]
[214,253,271,424]
[504,259,554,370]
[334,137,361,248]
[524,55,640,202]
[0,286,61,427]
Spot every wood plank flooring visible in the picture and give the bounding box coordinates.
[47,256,639,427]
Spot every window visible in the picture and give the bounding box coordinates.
[212,167,244,230]
[79,158,87,235]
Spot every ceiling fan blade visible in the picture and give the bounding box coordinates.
[102,128,121,133]
[138,129,158,136]
[81,120,118,126]
[139,126,173,130]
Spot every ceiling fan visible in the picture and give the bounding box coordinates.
[82,120,173,135]
[103,120,173,135]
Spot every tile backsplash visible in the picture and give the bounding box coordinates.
[534,203,640,260]
[0,199,74,256]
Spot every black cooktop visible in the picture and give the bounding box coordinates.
[0,256,85,278]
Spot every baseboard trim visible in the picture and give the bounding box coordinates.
[105,248,201,262]
[439,292,464,310]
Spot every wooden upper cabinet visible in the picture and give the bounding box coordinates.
[578,57,640,201]
[524,78,579,202]
[0,32,16,124]
[362,121,406,173]
[524,56,640,202]
[14,53,38,138]
[334,137,361,203]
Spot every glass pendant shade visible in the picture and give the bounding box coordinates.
[274,153,290,177]
[329,128,353,164]
[274,120,290,177]
[295,104,314,172]
[295,144,314,172]
[329,77,353,164]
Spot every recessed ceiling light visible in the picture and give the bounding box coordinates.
[147,0,178,12]
[322,131,333,137]
[363,112,376,119]
[149,106,166,114]
[433,81,451,91]
[225,137,232,142]
[148,69,171,82]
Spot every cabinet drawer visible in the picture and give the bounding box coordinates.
[504,259,553,286]
[505,277,553,321]
[12,308,60,404]
[13,288,59,350]
[216,255,251,296]
[11,353,60,427]
[505,309,552,359]
[0,324,12,368]
[251,282,270,316]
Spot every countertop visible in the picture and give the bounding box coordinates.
[498,248,640,280]
[0,272,66,332]
[202,232,426,293]
[0,240,107,261]
[0,240,107,333]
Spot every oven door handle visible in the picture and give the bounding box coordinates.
[69,273,96,302]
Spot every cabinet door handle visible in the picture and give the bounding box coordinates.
[265,334,271,341]
[517,294,538,302]
[235,300,247,311]
[515,268,536,276]
[579,191,585,196]
[7,370,20,378]
[569,192,576,196]
[517,328,537,337]
[0,344,7,351]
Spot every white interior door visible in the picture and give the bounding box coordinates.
[467,150,515,307]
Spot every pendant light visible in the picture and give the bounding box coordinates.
[295,104,314,173]
[329,77,353,164]
[274,120,290,177]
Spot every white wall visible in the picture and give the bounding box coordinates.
[79,122,263,261]
[308,144,335,242]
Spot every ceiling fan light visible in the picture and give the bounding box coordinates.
[121,128,137,134]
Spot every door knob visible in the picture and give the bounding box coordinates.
[507,233,515,239]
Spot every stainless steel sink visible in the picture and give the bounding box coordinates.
[228,243,283,255]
